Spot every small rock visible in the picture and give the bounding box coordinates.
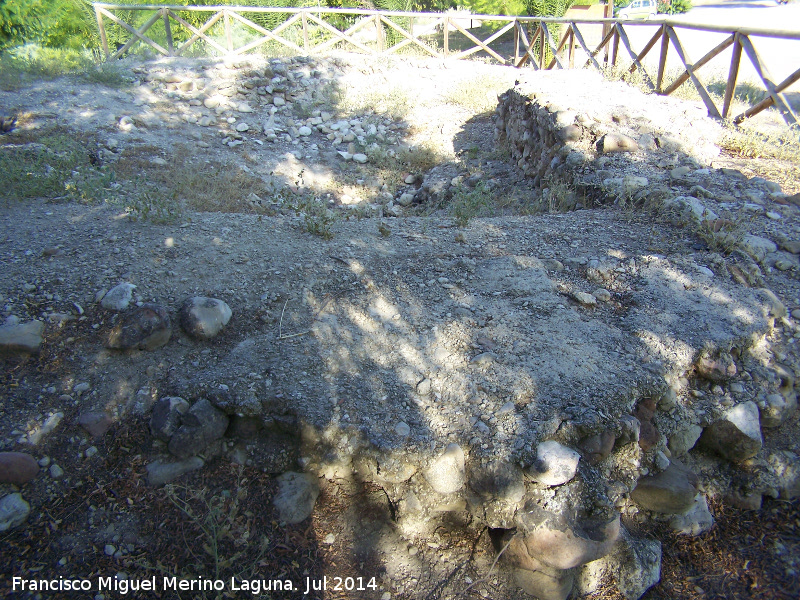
[700,401,762,461]
[352,153,368,164]
[179,297,232,340]
[168,398,229,459]
[760,393,796,428]
[593,289,611,302]
[298,126,312,136]
[235,122,249,132]
[416,378,431,395]
[146,457,204,486]
[395,421,410,437]
[0,493,30,532]
[0,452,40,484]
[150,397,190,442]
[668,425,703,457]
[695,352,736,382]
[424,443,465,494]
[579,430,615,464]
[237,102,254,113]
[101,283,136,310]
[596,133,638,154]
[0,320,44,355]
[572,291,597,306]
[670,494,714,536]
[526,440,580,486]
[631,461,698,514]
[397,192,414,207]
[740,235,777,262]
[470,352,496,367]
[274,472,319,524]
[78,411,113,438]
[49,464,64,479]
[105,544,116,556]
[670,166,691,179]
[106,303,172,351]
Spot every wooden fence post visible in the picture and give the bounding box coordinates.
[95,5,110,59]
[162,8,174,56]
[224,10,233,54]
[302,10,309,53]
[656,24,669,93]
[444,16,449,58]
[723,32,742,118]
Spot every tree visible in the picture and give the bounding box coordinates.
[0,0,43,50]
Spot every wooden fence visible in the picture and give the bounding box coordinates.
[93,3,800,128]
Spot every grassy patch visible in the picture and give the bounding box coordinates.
[0,45,131,91]
[450,182,494,227]
[0,128,114,205]
[443,74,508,114]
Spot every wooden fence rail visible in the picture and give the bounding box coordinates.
[93,3,800,128]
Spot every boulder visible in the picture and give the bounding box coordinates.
[0,320,45,355]
[168,398,229,459]
[106,303,172,350]
[179,297,232,340]
[630,461,698,514]
[274,472,319,524]
[504,533,575,600]
[699,401,762,462]
[0,452,40,484]
[526,441,580,486]
[77,411,113,438]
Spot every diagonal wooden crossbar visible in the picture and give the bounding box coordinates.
[733,65,800,125]
[226,10,303,55]
[305,12,374,54]
[448,18,506,63]
[615,23,655,90]
[570,23,602,72]
[515,22,543,69]
[379,15,439,57]
[313,15,381,54]
[736,34,798,126]
[664,25,721,118]
[99,7,167,59]
[452,20,514,61]
[170,10,227,56]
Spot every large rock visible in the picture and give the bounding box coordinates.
[630,462,698,514]
[179,297,232,339]
[526,441,580,486]
[106,303,172,350]
[504,533,575,600]
[516,501,620,570]
[168,398,229,459]
[77,411,113,438]
[424,443,466,495]
[0,320,44,355]
[0,493,30,532]
[146,457,204,486]
[699,401,762,462]
[0,452,40,484]
[579,526,661,600]
[274,472,319,524]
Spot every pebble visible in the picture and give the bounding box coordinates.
[324,533,336,544]
[0,493,30,532]
[593,289,611,302]
[49,464,64,479]
[100,283,136,311]
[395,422,411,437]
[352,153,368,164]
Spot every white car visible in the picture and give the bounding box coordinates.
[616,0,658,20]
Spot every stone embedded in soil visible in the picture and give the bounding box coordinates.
[630,461,699,514]
[668,424,704,457]
[596,133,638,154]
[633,398,659,451]
[179,296,232,340]
[0,493,30,532]
[150,396,190,442]
[273,472,320,524]
[167,398,229,459]
[424,443,466,495]
[100,282,136,311]
[699,401,763,462]
[146,456,204,486]
[670,494,714,536]
[77,411,113,438]
[526,441,580,486]
[517,501,621,570]
[505,533,575,600]
[761,392,798,428]
[695,352,737,382]
[106,303,172,351]
[579,430,616,465]
[0,320,44,355]
[0,452,40,484]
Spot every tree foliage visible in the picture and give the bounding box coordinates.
[0,0,43,50]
